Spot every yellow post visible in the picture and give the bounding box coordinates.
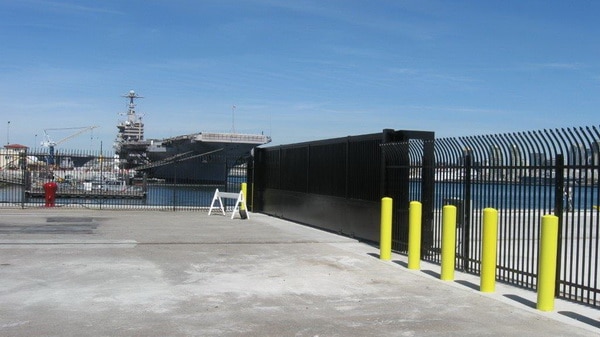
[537,215,559,311]
[380,197,393,261]
[408,201,422,270]
[480,208,498,293]
[240,183,248,211]
[441,205,457,281]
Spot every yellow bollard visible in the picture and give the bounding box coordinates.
[240,183,248,211]
[380,197,393,261]
[537,215,559,311]
[480,208,498,293]
[408,201,422,270]
[239,183,248,219]
[441,205,457,281]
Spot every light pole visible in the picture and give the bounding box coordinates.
[231,105,236,133]
[6,121,10,145]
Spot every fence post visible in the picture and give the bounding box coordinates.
[553,154,564,297]
[20,151,27,209]
[537,215,559,311]
[408,201,422,270]
[441,205,457,281]
[99,144,104,210]
[462,152,472,272]
[480,208,498,293]
[142,172,148,205]
[380,197,393,261]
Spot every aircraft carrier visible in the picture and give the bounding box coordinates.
[114,90,271,183]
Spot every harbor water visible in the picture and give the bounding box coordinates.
[0,177,247,208]
[1,181,598,211]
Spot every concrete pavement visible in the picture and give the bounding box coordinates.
[0,208,598,336]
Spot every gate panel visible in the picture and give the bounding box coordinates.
[381,130,435,254]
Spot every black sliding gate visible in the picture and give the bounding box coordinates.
[252,129,435,245]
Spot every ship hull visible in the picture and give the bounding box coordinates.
[143,143,253,183]
[118,133,268,184]
[145,158,229,183]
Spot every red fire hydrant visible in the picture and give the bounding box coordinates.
[43,180,58,207]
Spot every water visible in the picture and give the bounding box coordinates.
[0,177,247,208]
[2,180,598,211]
[412,181,599,211]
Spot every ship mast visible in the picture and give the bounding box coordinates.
[117,90,145,142]
[123,90,143,123]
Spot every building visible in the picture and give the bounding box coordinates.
[1,144,28,169]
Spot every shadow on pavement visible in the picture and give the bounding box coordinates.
[559,311,600,329]
[504,294,537,309]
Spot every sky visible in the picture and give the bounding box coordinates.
[1,0,599,151]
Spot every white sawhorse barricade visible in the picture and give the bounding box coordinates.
[208,188,249,219]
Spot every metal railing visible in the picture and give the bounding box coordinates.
[0,147,249,210]
[412,126,599,307]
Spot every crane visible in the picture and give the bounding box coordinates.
[41,126,99,165]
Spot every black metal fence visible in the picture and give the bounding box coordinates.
[253,126,600,308]
[426,127,599,307]
[0,148,248,210]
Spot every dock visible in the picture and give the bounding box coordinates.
[0,210,597,336]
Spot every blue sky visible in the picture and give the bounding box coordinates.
[1,0,599,150]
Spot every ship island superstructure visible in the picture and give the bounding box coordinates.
[114,90,271,183]
[116,90,145,143]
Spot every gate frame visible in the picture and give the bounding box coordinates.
[381,129,435,254]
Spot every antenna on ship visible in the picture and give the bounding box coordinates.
[123,90,143,121]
